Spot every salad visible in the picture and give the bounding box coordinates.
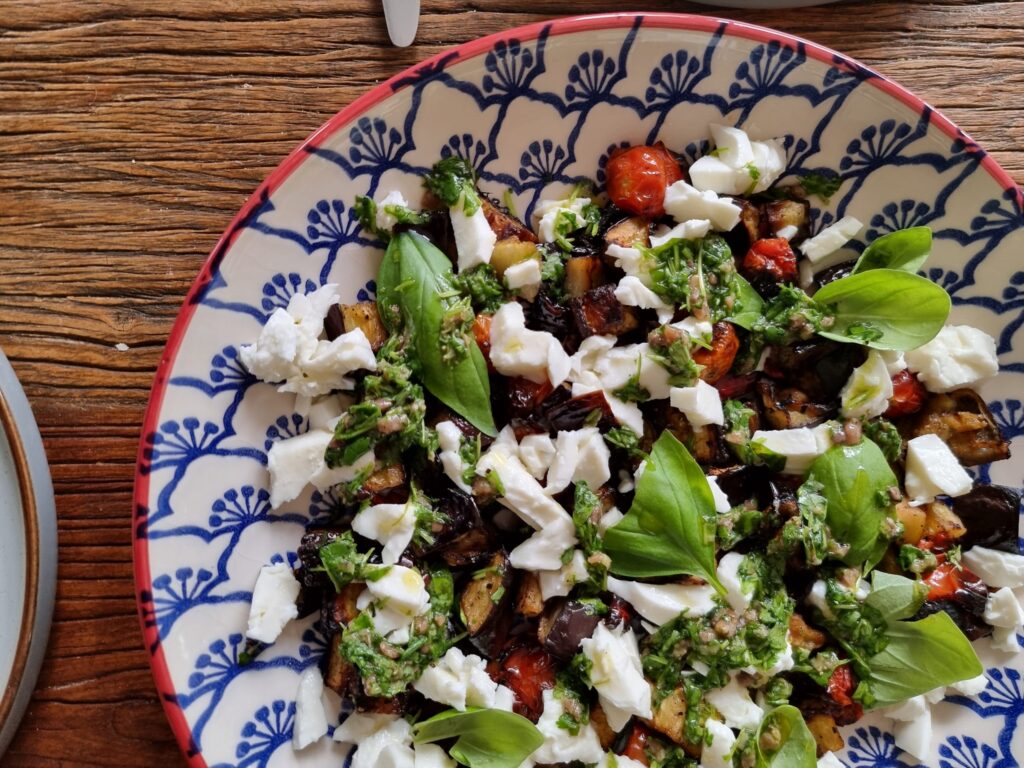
[237,123,1024,768]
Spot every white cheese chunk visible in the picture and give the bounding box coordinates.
[962,546,1024,589]
[840,349,895,419]
[240,285,338,383]
[599,506,625,533]
[352,501,417,565]
[615,276,675,323]
[580,624,653,732]
[509,517,578,571]
[776,224,799,241]
[880,349,907,376]
[670,380,724,426]
[717,552,753,612]
[707,475,731,514]
[293,667,329,749]
[545,427,612,495]
[904,433,973,503]
[705,674,764,731]
[571,372,645,436]
[885,695,932,761]
[436,420,472,493]
[663,180,742,232]
[518,433,556,481]
[450,194,496,271]
[606,244,649,281]
[267,429,374,508]
[246,563,300,643]
[375,190,410,232]
[414,745,456,768]
[289,328,377,397]
[799,216,863,268]
[983,587,1024,636]
[539,549,590,601]
[489,301,571,386]
[700,718,736,768]
[689,126,785,196]
[526,689,605,766]
[710,124,755,166]
[534,196,591,244]
[806,579,832,620]
[306,395,347,431]
[414,647,514,711]
[606,575,717,626]
[650,219,712,247]
[904,324,999,393]
[671,315,715,345]
[365,565,430,617]
[334,714,414,768]
[593,342,672,400]
[750,424,831,475]
[949,673,989,697]
[817,753,845,768]
[504,258,542,299]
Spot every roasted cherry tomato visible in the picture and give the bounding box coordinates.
[693,322,740,385]
[884,369,927,418]
[472,314,493,369]
[605,143,683,218]
[622,723,653,765]
[507,377,554,419]
[713,372,759,400]
[491,646,557,721]
[827,665,856,708]
[743,237,798,283]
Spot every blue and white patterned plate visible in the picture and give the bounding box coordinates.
[133,13,1024,767]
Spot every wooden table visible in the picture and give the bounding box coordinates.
[1,0,1020,764]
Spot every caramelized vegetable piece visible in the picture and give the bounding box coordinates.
[693,322,740,385]
[364,463,407,503]
[507,376,555,420]
[805,713,844,756]
[765,340,867,402]
[605,215,651,251]
[440,528,494,568]
[664,405,731,466]
[623,723,654,766]
[763,198,810,240]
[565,256,607,298]
[491,240,539,278]
[480,196,538,243]
[571,284,640,338]
[743,237,798,283]
[605,143,684,218]
[910,389,1011,466]
[538,599,602,660]
[645,688,700,753]
[916,558,991,640]
[515,572,545,618]
[953,485,1022,553]
[921,500,967,546]
[757,379,835,430]
[491,645,558,721]
[324,633,357,696]
[472,314,492,366]
[544,389,616,433]
[736,199,765,246]
[884,370,927,417]
[895,499,927,545]
[788,613,827,651]
[460,552,514,636]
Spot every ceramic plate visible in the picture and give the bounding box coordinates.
[0,348,56,757]
[133,13,1024,767]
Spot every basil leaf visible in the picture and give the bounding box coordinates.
[412,708,543,768]
[377,231,497,435]
[864,571,928,623]
[863,612,982,708]
[806,438,896,567]
[727,273,765,330]
[603,431,725,592]
[814,269,950,351]
[852,227,932,275]
[756,705,817,767]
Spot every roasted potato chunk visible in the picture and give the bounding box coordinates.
[806,713,844,756]
[565,256,607,298]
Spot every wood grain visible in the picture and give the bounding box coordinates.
[1,1,1020,764]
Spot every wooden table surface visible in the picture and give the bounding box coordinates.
[1,0,1021,764]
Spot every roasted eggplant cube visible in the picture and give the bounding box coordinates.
[571,284,640,338]
[645,688,700,753]
[757,379,835,430]
[460,552,514,637]
[515,572,545,618]
[340,301,388,350]
[604,216,651,251]
[765,340,867,402]
[763,198,810,241]
[565,256,608,298]
[480,195,537,243]
[323,632,357,696]
[297,527,348,587]
[538,599,603,661]
[953,484,1022,553]
[910,389,1011,466]
[440,527,495,568]
[543,389,616,433]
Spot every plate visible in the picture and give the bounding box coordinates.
[133,13,1024,767]
[0,348,56,757]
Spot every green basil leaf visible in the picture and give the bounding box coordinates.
[805,438,896,567]
[852,227,932,275]
[814,269,950,351]
[412,708,544,768]
[864,571,928,623]
[377,231,496,435]
[727,273,765,330]
[603,431,725,592]
[863,612,982,708]
[756,705,817,767]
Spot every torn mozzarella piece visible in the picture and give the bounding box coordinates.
[352,501,418,565]
[614,276,675,323]
[504,258,542,299]
[904,324,999,393]
[413,647,515,711]
[606,243,650,282]
[750,423,831,475]
[606,575,717,626]
[539,549,590,601]
[526,689,605,766]
[436,420,472,493]
[688,124,786,195]
[545,427,611,495]
[663,180,742,231]
[799,216,862,270]
[266,429,374,508]
[293,667,329,749]
[983,586,1024,653]
[449,193,496,271]
[374,190,410,232]
[704,674,764,731]
[592,342,672,400]
[509,517,578,572]
[670,379,724,426]
[717,552,753,612]
[904,434,973,504]
[962,546,1024,589]
[599,506,625,534]
[334,713,414,768]
[518,433,556,481]
[700,718,736,768]
[365,565,430,617]
[671,315,714,345]
[840,349,895,419]
[707,475,731,513]
[883,694,931,760]
[650,219,712,247]
[533,196,591,244]
[489,301,571,386]
[280,326,376,396]
[580,624,653,732]
[246,563,300,643]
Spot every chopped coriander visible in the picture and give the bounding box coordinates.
[898,544,939,575]
[799,172,844,202]
[451,264,508,313]
[604,426,647,460]
[424,156,480,214]
[862,418,903,462]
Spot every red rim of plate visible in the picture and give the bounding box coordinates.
[132,11,1023,765]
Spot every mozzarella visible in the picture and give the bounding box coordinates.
[599,506,625,534]
[717,552,753,612]
[606,575,717,625]
[689,125,786,196]
[983,587,1024,651]
[450,194,496,271]
[580,624,653,731]
[962,546,1024,588]
[572,373,644,435]
[840,349,895,419]
[290,329,378,397]
[365,565,430,617]
[545,427,611,495]
[671,316,714,345]
[700,718,736,768]
[806,580,832,620]
[413,647,514,711]
[539,549,590,601]
[489,301,570,386]
[949,673,989,697]
[334,714,415,768]
[375,190,410,232]
[351,501,417,565]
[704,674,764,731]
[518,433,556,481]
[904,324,999,393]
[293,667,329,749]
[533,196,591,243]
[593,343,672,400]
[615,276,675,323]
[245,563,300,643]
[414,745,456,768]
[670,380,724,426]
[884,695,931,760]
[817,753,845,768]
[306,395,347,431]
[436,420,472,493]
[707,475,731,514]
[880,349,907,376]
[504,258,542,300]
[750,424,831,475]
[267,429,374,508]
[509,517,578,571]
[799,216,862,269]
[650,219,712,247]
[710,124,755,166]
[606,244,650,281]
[904,434,973,503]
[526,689,605,766]
[663,180,742,231]
[776,224,799,241]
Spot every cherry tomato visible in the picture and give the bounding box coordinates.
[743,237,798,282]
[472,314,493,370]
[605,143,683,218]
[827,665,856,707]
[491,646,557,721]
[714,372,758,400]
[693,322,740,385]
[884,369,927,418]
[622,723,653,765]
